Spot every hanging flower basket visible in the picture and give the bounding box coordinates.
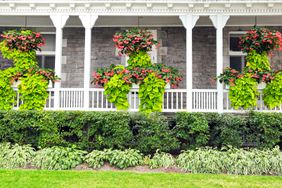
[239,26,282,54]
[1,29,45,52]
[113,28,159,56]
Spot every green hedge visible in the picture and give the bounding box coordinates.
[0,111,281,154]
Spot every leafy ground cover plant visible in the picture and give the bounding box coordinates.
[148,150,175,169]
[85,149,143,169]
[0,143,35,169]
[33,146,86,170]
[176,147,282,175]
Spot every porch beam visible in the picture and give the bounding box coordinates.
[50,14,69,109]
[79,14,98,109]
[179,14,199,111]
[209,15,230,113]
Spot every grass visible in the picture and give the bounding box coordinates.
[0,170,281,188]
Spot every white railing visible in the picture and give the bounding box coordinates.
[192,89,218,112]
[11,88,282,113]
[13,88,55,109]
[59,88,84,109]
[89,88,188,112]
[223,89,282,113]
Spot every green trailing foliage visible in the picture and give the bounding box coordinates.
[0,29,57,111]
[229,75,259,109]
[0,69,17,110]
[139,73,166,113]
[177,147,282,175]
[174,113,209,150]
[246,50,270,71]
[104,74,131,110]
[127,51,152,68]
[263,72,282,109]
[33,146,86,170]
[18,74,49,110]
[0,142,35,169]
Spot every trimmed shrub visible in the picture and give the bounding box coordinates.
[246,112,282,148]
[205,113,246,148]
[129,113,179,154]
[174,113,209,150]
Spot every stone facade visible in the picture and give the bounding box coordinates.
[61,27,217,89]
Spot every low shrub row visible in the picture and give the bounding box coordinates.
[0,111,281,154]
[1,143,281,175]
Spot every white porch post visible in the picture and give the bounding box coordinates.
[79,15,98,109]
[210,15,229,113]
[50,15,69,109]
[179,15,199,111]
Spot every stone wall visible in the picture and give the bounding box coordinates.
[61,27,217,89]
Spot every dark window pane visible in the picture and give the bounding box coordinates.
[230,36,241,51]
[44,56,55,69]
[36,56,43,68]
[230,56,243,71]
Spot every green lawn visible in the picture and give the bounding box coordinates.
[0,170,281,188]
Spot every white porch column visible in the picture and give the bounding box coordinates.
[210,15,230,113]
[79,15,98,109]
[50,15,69,109]
[179,15,199,111]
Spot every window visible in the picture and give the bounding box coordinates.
[118,30,158,66]
[36,32,55,69]
[228,31,246,72]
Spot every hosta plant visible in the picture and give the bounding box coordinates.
[33,146,86,170]
[149,150,175,169]
[0,143,35,169]
[176,147,282,175]
[108,149,143,169]
[84,150,109,169]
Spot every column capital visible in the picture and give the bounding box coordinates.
[179,15,199,29]
[79,14,98,29]
[50,14,69,29]
[209,15,230,29]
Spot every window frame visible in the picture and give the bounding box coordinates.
[228,31,247,71]
[36,32,56,69]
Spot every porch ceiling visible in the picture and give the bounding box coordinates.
[0,1,282,16]
[0,15,282,28]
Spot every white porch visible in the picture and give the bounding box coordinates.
[1,0,282,113]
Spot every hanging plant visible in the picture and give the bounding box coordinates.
[263,72,282,109]
[139,73,166,113]
[18,74,49,110]
[127,51,152,68]
[239,26,282,54]
[104,66,131,110]
[113,28,158,56]
[0,29,58,111]
[229,75,259,110]
[245,50,270,71]
[0,69,17,110]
